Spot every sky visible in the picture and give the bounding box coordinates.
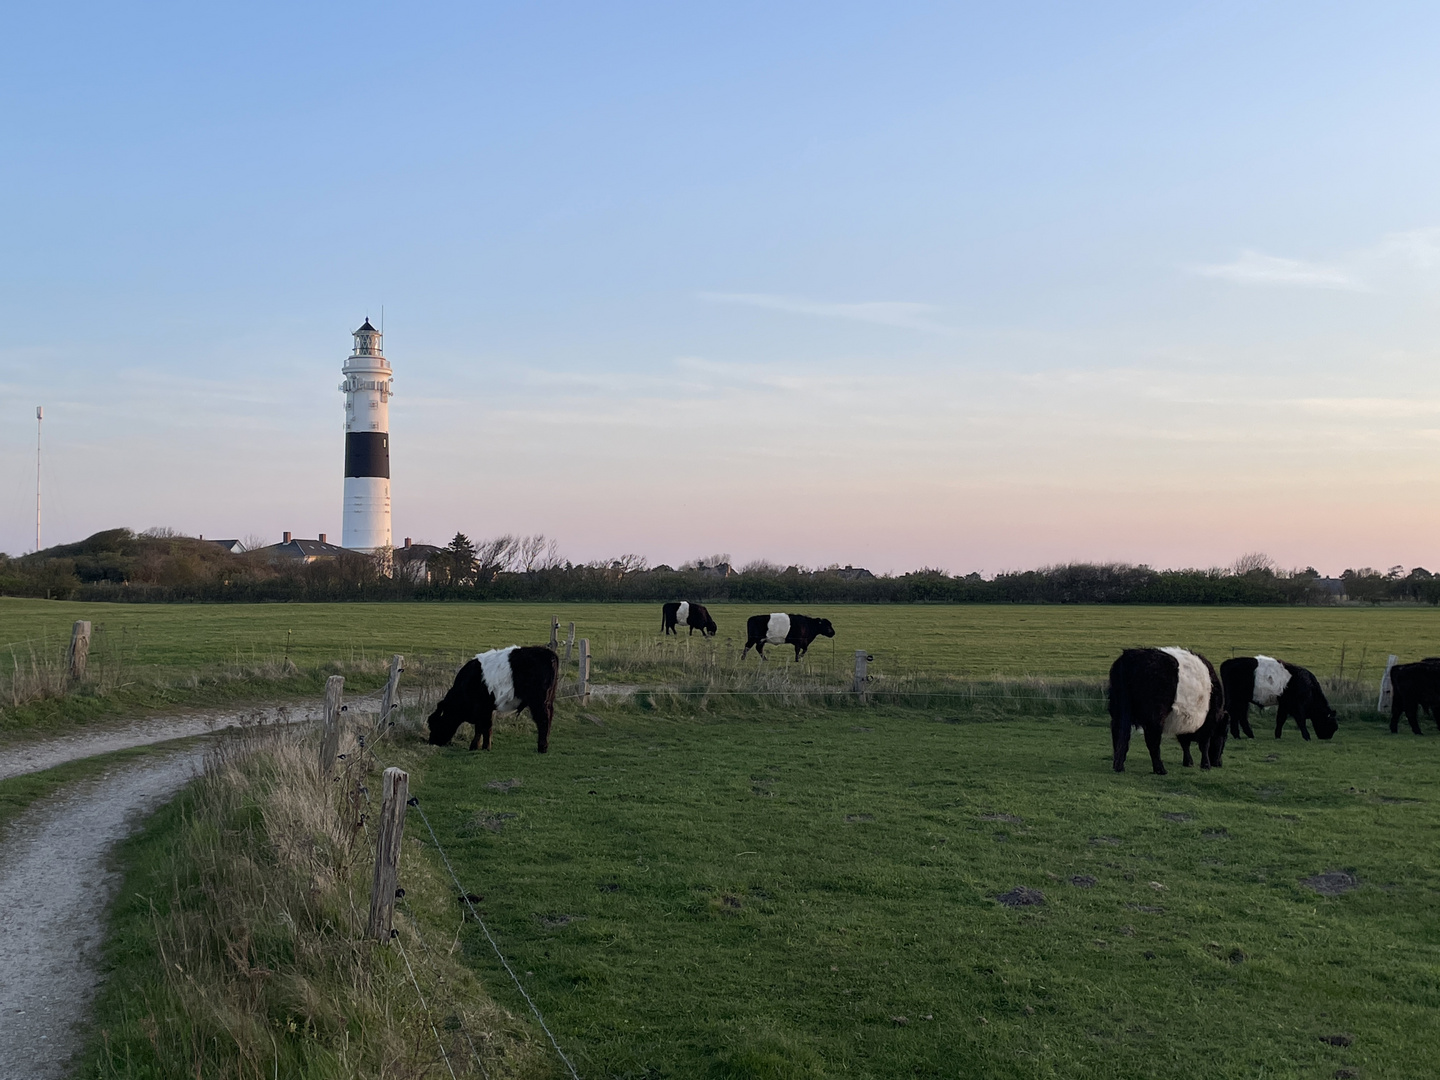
[4,1,1440,575]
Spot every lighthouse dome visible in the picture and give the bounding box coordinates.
[352,320,382,356]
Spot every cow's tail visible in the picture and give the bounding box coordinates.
[1108,655,1132,771]
[544,650,560,716]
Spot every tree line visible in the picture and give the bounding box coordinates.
[4,528,1439,606]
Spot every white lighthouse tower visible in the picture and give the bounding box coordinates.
[340,319,393,551]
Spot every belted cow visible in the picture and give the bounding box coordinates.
[661,601,718,637]
[1219,655,1337,741]
[741,612,835,661]
[1389,658,1440,734]
[1108,647,1229,774]
[427,646,559,753]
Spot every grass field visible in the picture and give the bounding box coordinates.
[5,598,1440,690]
[412,698,1440,1079]
[5,598,1433,1076]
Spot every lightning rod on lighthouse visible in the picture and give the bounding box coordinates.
[340,319,393,551]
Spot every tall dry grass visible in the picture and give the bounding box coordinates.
[556,632,1110,717]
[84,714,550,1079]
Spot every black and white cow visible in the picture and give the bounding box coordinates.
[741,612,835,661]
[1389,658,1440,734]
[1108,647,1229,774]
[1219,656,1337,741]
[661,601,718,637]
[427,646,559,753]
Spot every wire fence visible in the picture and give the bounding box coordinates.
[341,698,584,1080]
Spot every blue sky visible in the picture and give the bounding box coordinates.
[5,2,1440,573]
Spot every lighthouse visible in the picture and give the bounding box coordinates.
[340,319,393,551]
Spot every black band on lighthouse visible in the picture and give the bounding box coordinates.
[345,432,390,478]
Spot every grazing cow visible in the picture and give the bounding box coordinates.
[741,612,835,661]
[1108,647,1229,774]
[1388,658,1440,734]
[661,601,718,637]
[1219,656,1338,741]
[427,646,559,753]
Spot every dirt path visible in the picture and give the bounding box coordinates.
[0,746,206,1079]
[0,702,325,782]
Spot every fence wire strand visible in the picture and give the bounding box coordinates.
[394,931,460,1080]
[411,798,584,1080]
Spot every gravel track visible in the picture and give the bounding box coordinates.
[0,691,395,1078]
[0,702,322,782]
[0,747,206,1079]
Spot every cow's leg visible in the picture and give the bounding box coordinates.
[470,706,495,751]
[528,700,552,754]
[1111,711,1132,772]
[742,640,754,658]
[1143,725,1167,775]
[1291,706,1311,741]
[1205,729,1223,768]
[1391,703,1402,734]
[1233,701,1254,739]
[1410,704,1424,735]
[1275,704,1289,739]
[1179,734,1194,768]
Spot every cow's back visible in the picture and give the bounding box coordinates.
[1393,661,1440,704]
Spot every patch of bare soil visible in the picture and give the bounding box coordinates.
[0,747,205,1079]
[1304,871,1360,896]
[996,886,1046,907]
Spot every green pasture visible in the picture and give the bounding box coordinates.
[4,597,1439,687]
[414,699,1440,1079]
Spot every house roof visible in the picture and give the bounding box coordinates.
[262,538,351,559]
[395,543,444,561]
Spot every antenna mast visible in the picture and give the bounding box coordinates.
[35,405,43,552]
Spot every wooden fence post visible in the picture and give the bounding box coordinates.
[578,639,591,704]
[549,615,560,650]
[1378,654,1399,713]
[68,620,92,679]
[379,654,403,729]
[319,675,345,773]
[368,766,409,941]
[853,650,871,698]
[564,622,576,663]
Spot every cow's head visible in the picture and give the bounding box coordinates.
[426,699,462,747]
[1314,707,1339,740]
[816,618,836,639]
[701,612,719,636]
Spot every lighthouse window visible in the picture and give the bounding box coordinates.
[369,400,378,409]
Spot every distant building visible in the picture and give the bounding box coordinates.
[394,537,444,582]
[200,537,245,554]
[1316,577,1346,597]
[693,562,732,579]
[258,532,349,564]
[832,565,875,581]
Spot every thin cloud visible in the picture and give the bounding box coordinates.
[698,291,956,333]
[1193,250,1367,291]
